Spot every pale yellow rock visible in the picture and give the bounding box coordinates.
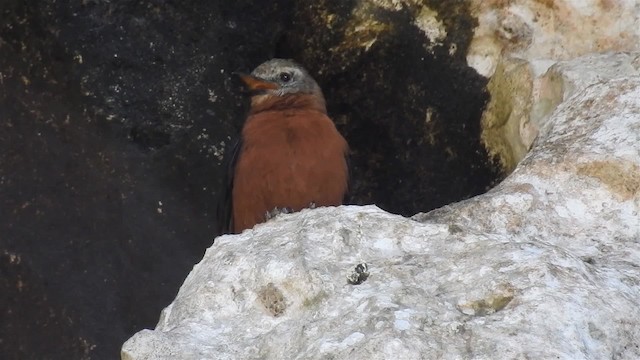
[481,57,534,172]
[413,5,447,46]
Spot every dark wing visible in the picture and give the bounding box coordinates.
[343,148,352,205]
[215,136,242,236]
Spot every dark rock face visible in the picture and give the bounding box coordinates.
[0,1,293,358]
[0,0,501,358]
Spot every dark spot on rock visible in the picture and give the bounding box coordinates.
[347,262,370,285]
[258,283,287,317]
[448,224,464,234]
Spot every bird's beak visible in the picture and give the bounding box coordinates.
[235,73,279,93]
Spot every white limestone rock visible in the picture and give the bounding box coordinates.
[467,0,640,77]
[482,52,640,172]
[122,73,640,359]
[533,52,640,130]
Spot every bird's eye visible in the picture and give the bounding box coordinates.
[279,72,292,82]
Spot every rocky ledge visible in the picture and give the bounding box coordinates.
[122,54,640,359]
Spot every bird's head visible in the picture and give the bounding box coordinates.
[236,59,322,98]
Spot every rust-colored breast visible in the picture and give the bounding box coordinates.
[231,106,348,233]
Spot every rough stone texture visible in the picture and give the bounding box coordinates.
[470,1,640,172]
[122,72,640,358]
[482,52,640,172]
[467,0,640,78]
[533,52,640,130]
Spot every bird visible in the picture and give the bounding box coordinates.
[217,58,350,234]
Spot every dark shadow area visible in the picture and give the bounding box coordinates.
[278,1,502,215]
[1,0,295,358]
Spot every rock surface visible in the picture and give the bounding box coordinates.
[471,0,640,172]
[467,0,640,77]
[482,52,640,171]
[122,61,640,358]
